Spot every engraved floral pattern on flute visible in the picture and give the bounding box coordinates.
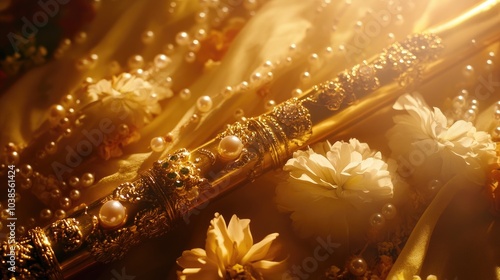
[46,218,84,253]
[316,33,443,110]
[88,205,170,263]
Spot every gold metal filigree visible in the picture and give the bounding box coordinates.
[46,218,83,253]
[316,33,443,109]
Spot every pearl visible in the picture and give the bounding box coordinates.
[452,95,466,109]
[40,209,53,220]
[118,124,130,136]
[309,53,320,64]
[48,104,66,126]
[395,14,404,25]
[180,88,192,100]
[190,114,200,124]
[70,189,81,200]
[185,51,196,63]
[251,72,262,83]
[99,200,127,228]
[50,189,61,199]
[164,133,174,143]
[291,88,303,97]
[75,57,91,71]
[463,109,476,122]
[218,136,244,161]
[265,100,276,110]
[494,109,500,120]
[88,53,99,68]
[1,209,9,220]
[176,31,190,46]
[462,64,475,78]
[81,173,95,187]
[128,55,144,69]
[45,141,57,155]
[69,176,80,188]
[369,213,386,228]
[195,11,208,23]
[59,197,72,209]
[459,89,469,98]
[348,257,367,276]
[263,60,273,69]
[196,96,213,113]
[355,20,363,30]
[387,32,396,43]
[381,203,397,220]
[164,76,174,88]
[163,43,175,54]
[301,71,311,83]
[195,29,207,40]
[189,40,201,52]
[265,71,274,82]
[493,126,500,139]
[237,81,249,93]
[55,209,66,219]
[325,46,333,58]
[221,86,234,98]
[61,94,74,107]
[150,136,167,152]
[5,151,19,165]
[485,59,494,72]
[154,54,171,69]
[63,128,72,137]
[74,32,87,44]
[141,30,155,44]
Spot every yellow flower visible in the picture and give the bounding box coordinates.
[386,92,496,186]
[176,213,285,279]
[87,73,160,127]
[275,139,394,238]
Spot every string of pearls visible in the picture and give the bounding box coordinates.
[150,0,395,153]
[445,49,497,125]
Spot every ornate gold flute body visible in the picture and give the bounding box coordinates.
[1,1,499,278]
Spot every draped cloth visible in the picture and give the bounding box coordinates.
[0,0,499,279]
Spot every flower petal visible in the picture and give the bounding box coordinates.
[241,233,279,264]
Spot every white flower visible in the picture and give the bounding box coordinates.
[88,73,160,126]
[386,92,496,186]
[176,213,285,280]
[275,139,394,238]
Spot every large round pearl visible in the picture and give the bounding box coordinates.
[381,203,397,220]
[196,96,213,113]
[348,257,367,276]
[218,136,244,161]
[99,200,127,229]
[150,136,167,152]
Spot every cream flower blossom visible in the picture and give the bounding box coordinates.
[87,73,160,127]
[176,213,285,280]
[275,139,394,238]
[386,92,496,186]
